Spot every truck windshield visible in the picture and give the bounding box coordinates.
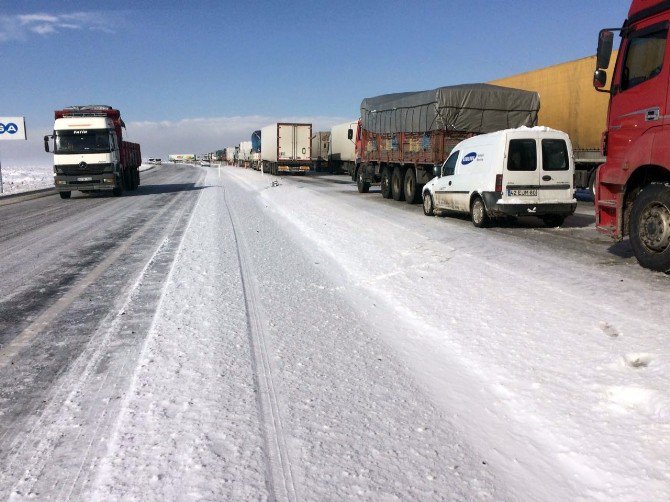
[55,129,111,154]
[621,29,668,91]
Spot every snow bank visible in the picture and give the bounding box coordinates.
[0,165,53,195]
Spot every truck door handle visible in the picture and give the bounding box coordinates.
[542,175,552,181]
[646,108,660,121]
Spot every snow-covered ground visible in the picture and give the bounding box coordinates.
[0,164,53,195]
[0,163,156,196]
[2,164,668,500]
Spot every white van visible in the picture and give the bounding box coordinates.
[422,127,577,227]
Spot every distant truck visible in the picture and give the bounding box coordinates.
[490,55,617,193]
[251,130,262,170]
[238,141,252,167]
[328,120,358,175]
[354,84,540,203]
[45,105,141,199]
[260,123,312,175]
[224,146,237,165]
[311,131,330,172]
[168,154,196,163]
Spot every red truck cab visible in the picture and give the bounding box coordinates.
[594,0,670,271]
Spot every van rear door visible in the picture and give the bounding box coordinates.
[539,136,573,202]
[504,132,541,201]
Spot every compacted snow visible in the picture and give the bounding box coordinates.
[2,164,668,500]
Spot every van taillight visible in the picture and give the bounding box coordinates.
[495,174,503,193]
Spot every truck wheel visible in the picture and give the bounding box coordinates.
[629,183,670,272]
[380,167,392,199]
[422,192,434,216]
[112,176,124,197]
[357,170,370,193]
[403,168,419,204]
[471,196,490,228]
[59,191,71,199]
[542,215,565,227]
[391,166,405,201]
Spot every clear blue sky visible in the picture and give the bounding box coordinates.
[1,0,632,161]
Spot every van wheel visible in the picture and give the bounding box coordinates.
[471,196,490,228]
[380,167,392,199]
[59,191,71,199]
[542,215,565,227]
[357,170,370,193]
[391,166,405,201]
[629,183,670,272]
[423,192,434,216]
[403,168,419,204]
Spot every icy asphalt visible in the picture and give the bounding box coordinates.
[0,164,668,501]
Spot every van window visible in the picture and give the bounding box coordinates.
[442,150,459,176]
[542,139,569,171]
[507,139,537,171]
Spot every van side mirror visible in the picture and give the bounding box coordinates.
[433,165,440,177]
[347,128,353,140]
[44,135,50,153]
[596,30,614,70]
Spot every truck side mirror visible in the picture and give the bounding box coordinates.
[593,69,608,89]
[347,128,353,140]
[596,30,614,70]
[44,135,50,153]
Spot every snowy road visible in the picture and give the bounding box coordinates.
[0,164,668,501]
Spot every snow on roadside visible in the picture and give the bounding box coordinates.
[226,168,670,501]
[0,165,53,195]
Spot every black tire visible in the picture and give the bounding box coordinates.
[629,183,670,272]
[357,169,370,193]
[59,191,71,199]
[112,175,124,197]
[422,192,434,216]
[391,166,405,201]
[471,196,490,228]
[380,167,392,199]
[542,215,566,227]
[403,168,419,204]
[588,169,596,198]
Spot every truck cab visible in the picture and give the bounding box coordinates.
[594,0,670,271]
[45,105,140,199]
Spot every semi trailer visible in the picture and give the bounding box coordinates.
[311,131,330,172]
[260,123,312,175]
[594,0,670,271]
[45,105,141,199]
[328,120,358,176]
[354,84,540,203]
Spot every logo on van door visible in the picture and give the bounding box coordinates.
[462,152,477,165]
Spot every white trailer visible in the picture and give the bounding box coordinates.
[260,123,312,175]
[329,120,358,175]
[238,141,252,166]
[225,146,237,164]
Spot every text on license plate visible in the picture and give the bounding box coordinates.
[508,189,537,196]
[77,177,93,181]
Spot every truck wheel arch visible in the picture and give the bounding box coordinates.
[623,164,670,236]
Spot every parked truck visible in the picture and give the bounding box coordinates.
[593,0,670,271]
[238,141,252,167]
[329,120,358,175]
[490,55,617,194]
[225,146,238,165]
[260,123,312,175]
[251,130,262,170]
[311,131,330,172]
[44,105,141,199]
[354,84,540,203]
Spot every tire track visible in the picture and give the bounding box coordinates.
[222,184,298,502]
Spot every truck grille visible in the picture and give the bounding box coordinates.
[58,163,112,175]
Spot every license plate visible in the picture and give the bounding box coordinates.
[508,189,537,196]
[77,177,93,182]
